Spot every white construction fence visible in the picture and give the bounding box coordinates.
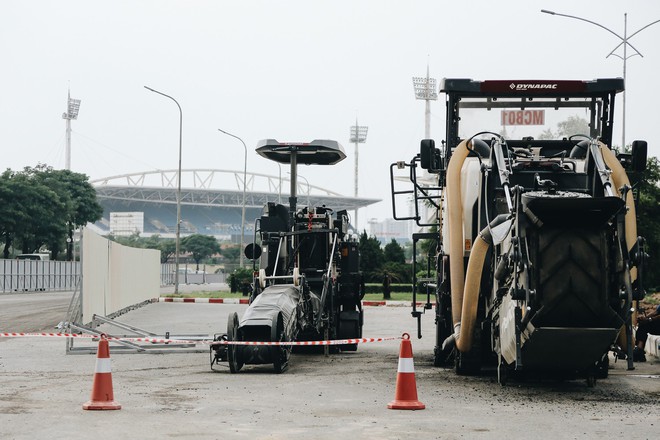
[80,228,160,324]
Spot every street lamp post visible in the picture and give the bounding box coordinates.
[541,9,660,148]
[144,86,183,295]
[218,129,248,268]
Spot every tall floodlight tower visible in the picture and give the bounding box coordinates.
[62,90,81,170]
[413,65,438,229]
[412,64,438,139]
[349,120,368,232]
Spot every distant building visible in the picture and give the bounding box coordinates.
[89,169,380,243]
[109,212,144,236]
[367,218,410,244]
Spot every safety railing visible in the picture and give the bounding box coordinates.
[0,259,227,292]
[0,259,81,292]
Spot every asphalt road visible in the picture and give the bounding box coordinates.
[1,291,659,440]
[0,290,73,332]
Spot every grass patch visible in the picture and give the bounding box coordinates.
[364,292,416,302]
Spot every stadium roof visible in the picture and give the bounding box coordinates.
[91,169,380,211]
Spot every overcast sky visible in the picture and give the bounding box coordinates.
[2,0,659,230]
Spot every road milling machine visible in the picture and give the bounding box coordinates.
[390,78,648,384]
[212,139,364,373]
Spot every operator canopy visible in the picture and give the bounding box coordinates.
[256,139,346,165]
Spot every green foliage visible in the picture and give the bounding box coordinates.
[417,224,439,268]
[637,156,660,289]
[0,166,100,260]
[107,234,175,263]
[383,239,405,264]
[358,231,384,281]
[227,267,253,293]
[181,234,221,269]
[158,240,176,264]
[108,232,143,248]
[379,261,411,283]
[220,245,241,270]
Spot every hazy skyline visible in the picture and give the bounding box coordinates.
[2,0,659,230]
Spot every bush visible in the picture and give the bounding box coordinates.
[228,267,253,293]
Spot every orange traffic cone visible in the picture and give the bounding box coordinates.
[388,333,425,410]
[83,335,121,410]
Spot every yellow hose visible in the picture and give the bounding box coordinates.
[456,235,489,353]
[599,143,637,282]
[600,143,638,348]
[446,139,470,326]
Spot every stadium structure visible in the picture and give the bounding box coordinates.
[89,169,380,242]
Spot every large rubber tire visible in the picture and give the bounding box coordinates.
[227,312,243,373]
[434,256,454,367]
[338,309,362,352]
[272,313,289,374]
[434,299,454,367]
[339,319,359,352]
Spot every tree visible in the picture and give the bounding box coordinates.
[557,115,590,138]
[381,261,411,283]
[228,267,253,294]
[109,232,142,248]
[0,169,67,257]
[158,239,177,264]
[24,165,102,260]
[418,224,439,267]
[0,165,102,260]
[220,245,241,271]
[106,234,177,264]
[181,234,221,270]
[358,231,384,281]
[384,239,405,264]
[380,239,411,286]
[636,156,660,290]
[0,172,27,258]
[536,116,590,140]
[538,128,555,140]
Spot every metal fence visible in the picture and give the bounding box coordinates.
[0,259,80,292]
[160,263,227,286]
[0,260,227,293]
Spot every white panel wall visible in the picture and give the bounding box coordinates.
[82,228,160,323]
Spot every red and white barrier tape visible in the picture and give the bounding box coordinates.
[210,337,399,346]
[0,332,400,346]
[0,332,95,339]
[158,297,433,307]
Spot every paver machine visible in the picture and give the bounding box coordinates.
[212,139,364,373]
[390,78,648,384]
